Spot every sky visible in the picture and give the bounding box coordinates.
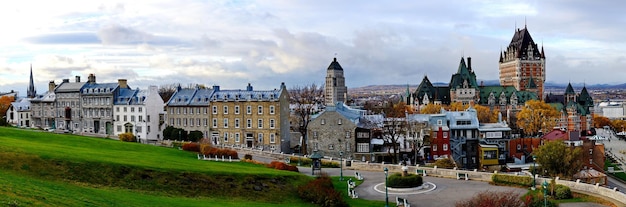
[1,0,625,96]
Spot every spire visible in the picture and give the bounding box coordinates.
[327,57,343,70]
[499,50,504,63]
[541,45,545,58]
[27,64,36,98]
[565,82,575,95]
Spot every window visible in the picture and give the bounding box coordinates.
[204,107,208,114]
[246,105,251,114]
[147,115,150,122]
[357,143,369,152]
[258,106,263,114]
[170,118,174,125]
[345,131,350,139]
[212,118,217,128]
[437,120,442,126]
[176,118,181,126]
[123,115,128,122]
[443,144,448,151]
[183,118,187,126]
[138,115,143,122]
[270,133,276,143]
[131,107,135,112]
[235,106,240,114]
[183,107,187,114]
[138,107,142,113]
[116,115,120,122]
[321,119,326,125]
[197,118,201,126]
[189,118,194,126]
[235,133,240,143]
[269,105,275,114]
[177,108,180,114]
[203,118,208,126]
[116,108,120,112]
[258,133,263,143]
[235,119,240,128]
[212,106,217,114]
[247,119,252,128]
[224,132,229,142]
[443,132,448,138]
[223,106,228,114]
[433,145,438,151]
[136,126,142,133]
[328,144,334,150]
[257,119,263,128]
[313,131,318,139]
[124,107,127,112]
[117,125,122,132]
[189,107,193,114]
[338,119,342,125]
[223,118,229,128]
[269,119,275,128]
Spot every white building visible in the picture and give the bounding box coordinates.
[596,101,626,119]
[6,98,32,127]
[113,86,165,143]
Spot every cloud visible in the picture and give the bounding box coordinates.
[23,32,100,44]
[97,24,153,45]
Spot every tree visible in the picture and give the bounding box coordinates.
[407,119,431,164]
[533,140,583,179]
[516,100,560,136]
[474,104,498,123]
[289,83,323,155]
[0,95,15,119]
[611,119,626,132]
[419,104,442,114]
[158,84,178,102]
[446,102,468,111]
[593,115,611,129]
[163,126,175,139]
[381,102,408,164]
[188,130,204,142]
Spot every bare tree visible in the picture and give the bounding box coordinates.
[289,83,324,155]
[158,84,179,102]
[381,102,408,164]
[407,120,431,165]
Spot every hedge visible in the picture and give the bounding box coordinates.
[492,174,532,187]
[387,173,423,188]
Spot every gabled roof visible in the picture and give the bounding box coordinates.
[81,82,122,95]
[565,83,575,95]
[445,107,479,129]
[167,87,214,106]
[114,88,138,105]
[449,57,478,89]
[30,91,55,102]
[507,27,542,59]
[578,86,593,107]
[327,57,343,71]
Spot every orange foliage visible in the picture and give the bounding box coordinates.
[0,96,15,117]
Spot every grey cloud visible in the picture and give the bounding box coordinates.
[97,24,185,46]
[24,32,100,44]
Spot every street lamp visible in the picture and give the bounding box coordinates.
[532,155,537,190]
[542,180,549,207]
[384,167,389,207]
[339,151,344,181]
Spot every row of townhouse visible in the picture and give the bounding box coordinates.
[306,103,514,169]
[8,74,166,143]
[165,83,291,153]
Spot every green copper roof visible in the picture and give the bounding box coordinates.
[449,57,478,89]
[565,83,575,95]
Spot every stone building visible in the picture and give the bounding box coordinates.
[545,83,594,133]
[5,98,31,127]
[210,83,290,153]
[307,102,365,159]
[54,76,85,132]
[80,75,127,135]
[499,25,546,100]
[30,81,57,129]
[165,85,213,139]
[324,57,348,106]
[114,85,165,143]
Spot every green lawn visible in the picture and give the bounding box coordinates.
[0,127,315,206]
[332,176,386,207]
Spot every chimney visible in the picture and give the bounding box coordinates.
[213,85,220,91]
[88,74,96,83]
[62,79,69,83]
[246,83,253,91]
[467,57,472,72]
[48,81,56,92]
[75,76,81,83]
[118,79,128,89]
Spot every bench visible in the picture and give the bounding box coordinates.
[347,179,356,189]
[456,172,469,180]
[355,171,364,180]
[396,197,411,207]
[349,189,358,198]
[416,169,427,176]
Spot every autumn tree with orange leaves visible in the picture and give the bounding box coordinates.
[593,114,611,129]
[420,104,443,114]
[474,104,499,123]
[516,100,560,136]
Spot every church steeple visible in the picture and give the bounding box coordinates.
[27,64,36,98]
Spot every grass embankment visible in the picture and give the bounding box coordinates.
[331,176,386,207]
[0,127,314,206]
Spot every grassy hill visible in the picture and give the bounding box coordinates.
[0,127,314,207]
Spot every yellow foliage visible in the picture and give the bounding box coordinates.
[474,105,498,123]
[118,133,136,142]
[516,100,560,136]
[446,102,468,111]
[420,104,443,114]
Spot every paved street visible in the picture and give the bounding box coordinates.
[596,128,626,193]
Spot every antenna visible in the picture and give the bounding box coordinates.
[524,16,527,28]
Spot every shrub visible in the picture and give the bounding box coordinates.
[244,154,253,160]
[434,157,456,169]
[171,141,185,149]
[297,175,348,207]
[492,174,533,187]
[187,130,203,142]
[290,157,312,166]
[456,190,524,207]
[118,133,136,142]
[523,193,557,207]
[321,160,340,168]
[387,173,423,188]
[182,143,200,152]
[199,145,239,159]
[267,161,298,172]
[553,184,572,199]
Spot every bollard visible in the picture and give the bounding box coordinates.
[215,155,218,161]
[494,170,498,174]
[229,156,232,162]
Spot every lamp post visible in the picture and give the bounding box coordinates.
[532,155,537,190]
[384,167,389,207]
[339,151,344,181]
[542,180,548,207]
